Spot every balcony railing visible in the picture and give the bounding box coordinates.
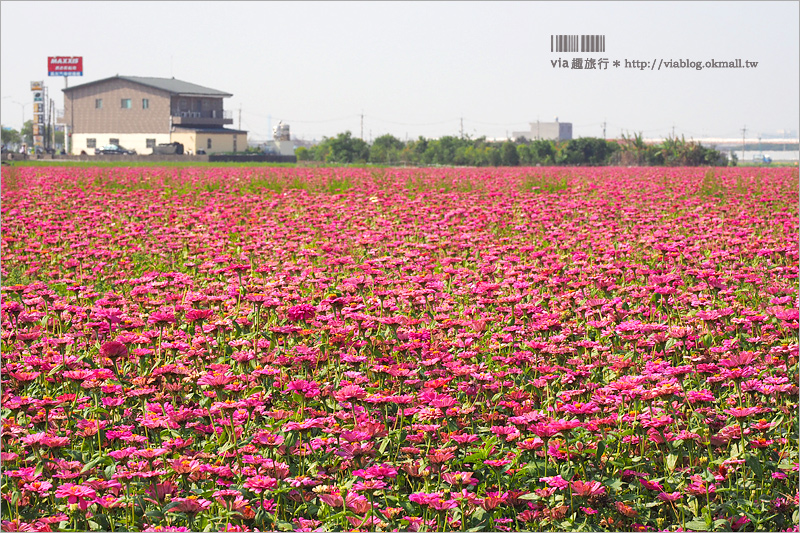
[171,109,233,126]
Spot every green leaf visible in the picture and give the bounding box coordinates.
[713,518,730,530]
[596,440,605,463]
[745,454,763,477]
[378,437,390,455]
[688,498,700,517]
[81,454,111,473]
[685,519,710,531]
[607,479,624,492]
[666,453,679,472]
[162,501,184,513]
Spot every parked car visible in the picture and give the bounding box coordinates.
[95,144,136,155]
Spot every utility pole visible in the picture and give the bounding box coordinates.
[741,125,747,161]
[460,117,464,139]
[238,107,242,131]
[602,121,607,140]
[360,112,364,140]
[50,98,55,151]
[671,124,675,139]
[65,76,69,154]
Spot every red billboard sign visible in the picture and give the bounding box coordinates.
[48,56,83,76]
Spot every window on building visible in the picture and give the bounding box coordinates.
[142,98,149,109]
[207,138,212,150]
[87,138,96,148]
[95,99,103,109]
[146,139,156,149]
[109,138,119,146]
[121,99,132,109]
[180,99,188,111]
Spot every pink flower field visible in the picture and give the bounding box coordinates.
[1,166,798,532]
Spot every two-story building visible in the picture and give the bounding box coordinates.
[63,75,247,155]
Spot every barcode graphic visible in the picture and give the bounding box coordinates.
[551,34,606,53]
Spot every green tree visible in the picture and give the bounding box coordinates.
[295,146,311,161]
[530,139,555,165]
[516,144,533,165]
[324,131,369,163]
[500,141,519,166]
[20,120,33,146]
[1,126,22,147]
[558,137,617,166]
[369,134,405,164]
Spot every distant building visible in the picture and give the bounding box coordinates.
[262,121,296,156]
[63,75,246,155]
[512,118,572,142]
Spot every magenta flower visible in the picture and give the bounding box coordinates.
[148,311,176,326]
[657,491,682,502]
[99,340,128,359]
[571,480,606,497]
[243,475,278,493]
[54,483,97,510]
[287,304,316,322]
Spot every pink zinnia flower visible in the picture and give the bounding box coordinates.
[100,340,128,359]
[287,304,316,322]
[540,475,570,490]
[185,308,213,323]
[334,384,367,402]
[167,496,212,514]
[724,407,761,419]
[442,471,478,486]
[571,480,606,497]
[54,483,97,510]
[243,475,277,493]
[148,311,176,326]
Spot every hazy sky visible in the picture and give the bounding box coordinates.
[1,1,798,142]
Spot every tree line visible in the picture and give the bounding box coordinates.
[296,131,732,166]
[1,121,65,151]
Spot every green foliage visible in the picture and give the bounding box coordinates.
[1,126,22,146]
[613,133,729,167]
[556,137,618,166]
[500,141,520,166]
[322,131,370,164]
[20,120,33,146]
[369,134,405,164]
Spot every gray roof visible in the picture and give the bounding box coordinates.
[173,126,248,134]
[63,75,232,97]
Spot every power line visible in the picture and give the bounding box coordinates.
[367,116,461,126]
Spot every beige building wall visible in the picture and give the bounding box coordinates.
[170,130,246,154]
[65,79,171,137]
[72,133,172,155]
